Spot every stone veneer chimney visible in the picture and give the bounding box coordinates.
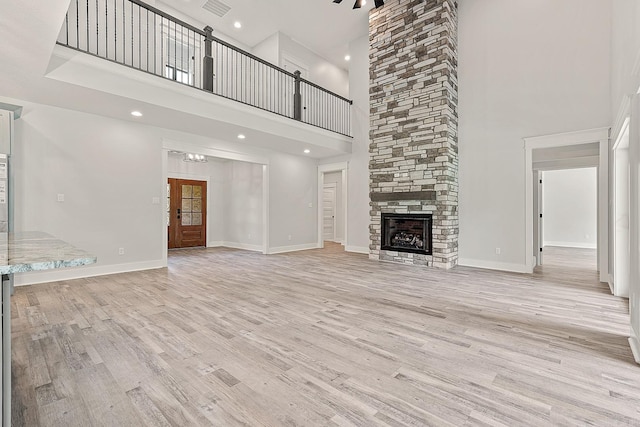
[369,0,458,269]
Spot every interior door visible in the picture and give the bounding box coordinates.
[168,178,207,249]
[323,184,336,241]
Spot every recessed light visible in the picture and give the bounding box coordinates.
[304,149,311,154]
[131,111,143,117]
[345,55,351,61]
[237,134,246,139]
[234,21,242,29]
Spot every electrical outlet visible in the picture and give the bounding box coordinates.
[248,233,252,239]
[288,235,292,241]
[495,247,501,255]
[308,203,313,208]
[57,194,65,202]
[118,248,125,255]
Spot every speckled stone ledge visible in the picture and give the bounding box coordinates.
[0,231,97,275]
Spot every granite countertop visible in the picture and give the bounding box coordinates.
[0,231,97,274]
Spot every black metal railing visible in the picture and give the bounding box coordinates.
[57,0,352,136]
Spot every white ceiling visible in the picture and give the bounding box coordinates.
[0,0,364,160]
[158,0,371,68]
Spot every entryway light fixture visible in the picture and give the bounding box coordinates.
[130,110,143,117]
[184,153,208,162]
[304,149,311,154]
[332,0,383,9]
[237,134,246,139]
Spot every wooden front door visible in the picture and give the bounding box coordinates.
[168,178,207,249]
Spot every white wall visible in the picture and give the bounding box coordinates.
[323,171,344,242]
[326,34,369,254]
[9,98,320,284]
[252,32,280,66]
[458,0,611,270]
[542,168,597,249]
[224,161,264,250]
[611,1,640,363]
[13,103,165,280]
[611,0,640,126]
[277,33,349,99]
[268,153,317,251]
[252,31,349,99]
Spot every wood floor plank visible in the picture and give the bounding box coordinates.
[11,244,640,426]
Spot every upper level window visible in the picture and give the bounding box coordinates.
[165,65,193,85]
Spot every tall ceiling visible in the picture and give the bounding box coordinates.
[158,0,371,67]
[0,0,367,159]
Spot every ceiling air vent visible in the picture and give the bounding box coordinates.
[202,0,231,17]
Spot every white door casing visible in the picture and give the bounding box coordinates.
[613,120,630,297]
[524,127,609,279]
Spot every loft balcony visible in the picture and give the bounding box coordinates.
[55,0,353,138]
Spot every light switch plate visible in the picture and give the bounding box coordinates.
[152,197,160,204]
[57,194,65,202]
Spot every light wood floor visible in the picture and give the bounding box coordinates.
[11,243,640,426]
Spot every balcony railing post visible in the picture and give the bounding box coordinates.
[293,70,302,121]
[203,26,214,92]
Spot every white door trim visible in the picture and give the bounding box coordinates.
[318,162,349,249]
[524,127,609,280]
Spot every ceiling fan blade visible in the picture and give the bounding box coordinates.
[374,0,384,7]
[352,0,362,9]
[333,0,343,3]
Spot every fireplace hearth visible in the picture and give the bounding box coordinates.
[381,213,432,255]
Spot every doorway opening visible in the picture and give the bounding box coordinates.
[524,128,609,281]
[163,144,270,265]
[534,168,599,284]
[318,162,348,251]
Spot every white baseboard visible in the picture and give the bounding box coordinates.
[207,241,224,247]
[268,243,319,254]
[345,245,369,254]
[220,242,263,252]
[14,259,166,287]
[457,258,530,274]
[607,274,614,294]
[629,328,640,365]
[544,241,597,249]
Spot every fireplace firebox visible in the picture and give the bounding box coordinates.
[381,213,432,255]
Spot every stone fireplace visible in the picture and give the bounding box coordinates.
[369,0,458,269]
